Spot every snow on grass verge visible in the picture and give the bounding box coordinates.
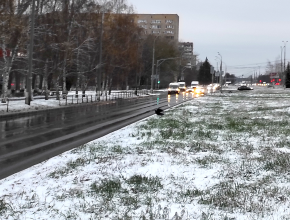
[1,89,290,219]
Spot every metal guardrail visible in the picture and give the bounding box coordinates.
[0,90,151,112]
[60,90,150,106]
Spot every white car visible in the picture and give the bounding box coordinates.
[168,83,180,94]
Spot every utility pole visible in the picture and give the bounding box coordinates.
[151,36,158,93]
[211,66,214,84]
[281,46,283,76]
[25,0,36,105]
[283,41,288,87]
[216,61,218,83]
[218,52,222,91]
[97,12,104,100]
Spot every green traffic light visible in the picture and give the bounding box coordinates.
[158,81,160,84]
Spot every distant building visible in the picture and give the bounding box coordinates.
[133,14,179,41]
[179,42,195,68]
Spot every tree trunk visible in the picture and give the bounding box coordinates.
[43,59,49,100]
[16,72,21,92]
[75,41,80,98]
[55,76,60,100]
[1,41,18,103]
[105,76,109,97]
[81,76,87,97]
[101,77,105,96]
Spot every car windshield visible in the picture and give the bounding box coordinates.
[169,85,178,89]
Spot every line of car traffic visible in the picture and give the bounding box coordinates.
[168,81,205,95]
[167,81,254,95]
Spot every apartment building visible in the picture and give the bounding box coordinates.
[134,14,179,41]
[179,42,196,68]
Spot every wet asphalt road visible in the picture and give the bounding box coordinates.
[0,92,198,180]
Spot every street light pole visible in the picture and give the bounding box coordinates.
[218,52,222,91]
[156,57,181,87]
[97,12,104,100]
[281,46,283,75]
[283,41,288,87]
[151,36,159,93]
[215,57,220,84]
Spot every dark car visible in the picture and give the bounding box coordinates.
[237,86,253,90]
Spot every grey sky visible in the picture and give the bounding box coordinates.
[129,0,290,77]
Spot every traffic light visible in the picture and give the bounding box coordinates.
[158,81,160,84]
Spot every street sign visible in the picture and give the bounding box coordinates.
[210,66,214,74]
[215,71,220,77]
[270,72,279,79]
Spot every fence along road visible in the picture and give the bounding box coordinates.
[0,91,196,180]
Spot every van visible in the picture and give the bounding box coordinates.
[178,82,186,92]
[191,81,199,88]
[168,82,180,94]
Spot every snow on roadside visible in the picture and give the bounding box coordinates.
[1,87,290,219]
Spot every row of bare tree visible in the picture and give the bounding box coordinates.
[0,0,182,103]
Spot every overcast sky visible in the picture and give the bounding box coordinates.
[129,0,290,77]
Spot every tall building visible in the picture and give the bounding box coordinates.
[179,42,195,68]
[133,14,179,41]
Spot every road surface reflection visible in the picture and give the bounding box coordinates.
[167,91,200,107]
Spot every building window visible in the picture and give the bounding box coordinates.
[151,20,161,24]
[152,30,160,34]
[138,19,147,23]
[166,30,174,34]
[165,20,173,24]
[139,25,147,29]
[166,36,174,39]
[151,25,161,29]
[165,25,174,29]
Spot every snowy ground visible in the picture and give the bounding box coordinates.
[1,86,290,219]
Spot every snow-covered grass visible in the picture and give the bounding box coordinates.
[1,87,290,219]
